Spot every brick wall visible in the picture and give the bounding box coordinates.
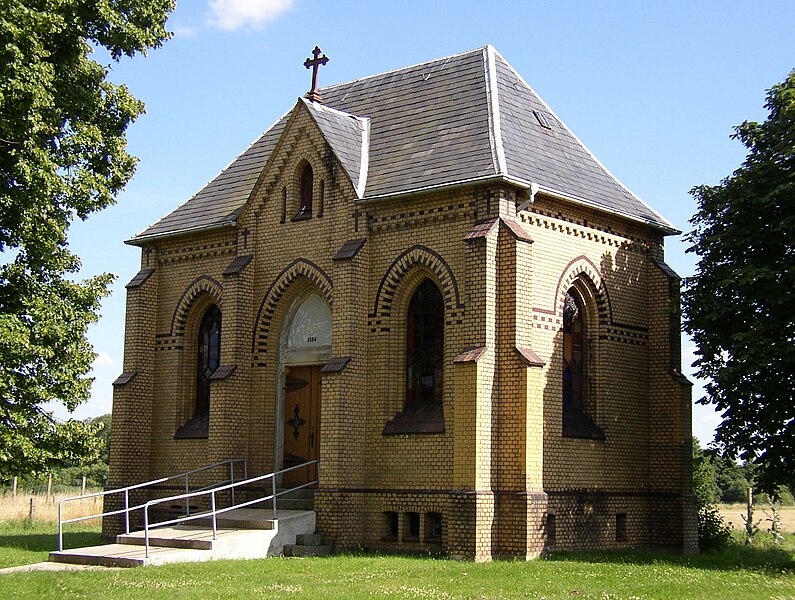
[107,103,695,556]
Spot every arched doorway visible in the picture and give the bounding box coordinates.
[278,292,332,487]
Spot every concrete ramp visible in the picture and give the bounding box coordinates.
[49,509,315,568]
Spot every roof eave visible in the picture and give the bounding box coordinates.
[359,174,532,204]
[532,184,680,235]
[125,220,238,246]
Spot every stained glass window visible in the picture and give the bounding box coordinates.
[196,305,221,416]
[406,279,444,407]
[563,290,584,412]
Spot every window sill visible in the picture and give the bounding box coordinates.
[562,409,605,440]
[174,413,209,439]
[290,212,312,222]
[383,404,445,435]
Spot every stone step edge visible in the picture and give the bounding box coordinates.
[283,544,334,558]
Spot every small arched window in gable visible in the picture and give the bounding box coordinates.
[196,304,221,416]
[406,278,444,408]
[296,163,313,218]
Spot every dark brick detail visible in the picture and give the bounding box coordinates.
[370,245,463,324]
[321,356,352,373]
[170,275,223,337]
[222,255,253,276]
[209,365,237,380]
[112,371,138,386]
[332,238,367,261]
[125,268,154,289]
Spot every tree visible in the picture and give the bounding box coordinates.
[684,69,795,497]
[692,437,732,551]
[0,1,173,477]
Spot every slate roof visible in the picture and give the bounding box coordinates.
[301,98,370,197]
[130,46,675,244]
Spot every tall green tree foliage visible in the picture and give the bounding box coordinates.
[684,70,795,497]
[0,1,173,477]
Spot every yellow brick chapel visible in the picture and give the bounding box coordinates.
[108,46,697,559]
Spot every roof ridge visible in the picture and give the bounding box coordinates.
[299,96,364,120]
[491,48,675,230]
[483,45,507,176]
[319,46,489,93]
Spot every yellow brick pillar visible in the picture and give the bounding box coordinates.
[208,254,255,466]
[647,257,698,553]
[104,260,158,538]
[447,208,502,560]
[315,238,369,548]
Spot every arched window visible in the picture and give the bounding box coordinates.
[562,289,585,413]
[406,278,444,408]
[562,287,604,439]
[297,163,313,218]
[196,305,221,416]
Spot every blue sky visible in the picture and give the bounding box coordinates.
[58,0,795,445]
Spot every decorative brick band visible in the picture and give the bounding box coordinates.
[170,275,223,337]
[370,245,463,332]
[553,255,612,323]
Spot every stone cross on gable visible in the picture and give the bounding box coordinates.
[304,46,329,103]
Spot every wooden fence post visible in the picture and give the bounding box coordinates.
[47,475,52,502]
[29,497,36,523]
[81,476,86,496]
[11,476,17,497]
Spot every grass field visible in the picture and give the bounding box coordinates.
[719,503,795,535]
[0,520,793,599]
[0,491,103,524]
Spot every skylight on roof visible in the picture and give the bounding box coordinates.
[533,110,552,129]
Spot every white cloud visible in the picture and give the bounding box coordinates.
[208,0,296,31]
[172,25,199,37]
[93,351,115,369]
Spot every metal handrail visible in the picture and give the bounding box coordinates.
[57,458,247,551]
[141,460,319,558]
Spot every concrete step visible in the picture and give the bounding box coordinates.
[49,543,215,568]
[279,488,315,499]
[284,543,333,557]
[49,510,317,568]
[118,526,225,550]
[295,533,323,546]
[283,530,333,557]
[271,498,314,511]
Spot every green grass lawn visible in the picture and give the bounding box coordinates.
[0,522,793,599]
[0,521,103,570]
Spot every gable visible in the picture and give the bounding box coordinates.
[130,46,675,245]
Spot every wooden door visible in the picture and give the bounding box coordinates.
[282,365,320,487]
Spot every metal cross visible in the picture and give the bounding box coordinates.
[304,46,329,102]
[287,404,306,440]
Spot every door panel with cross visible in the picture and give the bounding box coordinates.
[282,365,320,488]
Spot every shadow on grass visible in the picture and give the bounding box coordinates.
[545,542,795,575]
[0,531,103,553]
